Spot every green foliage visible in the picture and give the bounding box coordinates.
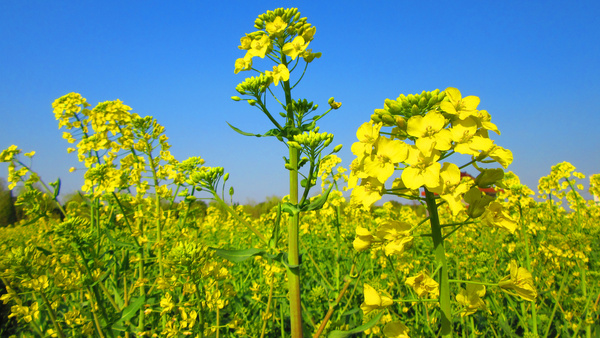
[0,178,17,227]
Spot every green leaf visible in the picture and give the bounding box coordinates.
[268,203,282,249]
[328,312,384,338]
[104,229,137,249]
[281,202,300,216]
[226,122,264,137]
[211,247,266,263]
[301,184,334,212]
[115,296,146,327]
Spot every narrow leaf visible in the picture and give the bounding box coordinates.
[226,122,263,137]
[211,247,266,263]
[115,296,146,326]
[328,312,384,338]
[301,184,334,212]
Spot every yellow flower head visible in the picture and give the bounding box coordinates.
[360,283,393,315]
[265,64,290,86]
[363,136,409,183]
[456,283,488,316]
[440,87,480,119]
[405,271,439,298]
[282,36,309,60]
[265,16,287,36]
[234,55,253,74]
[249,34,272,58]
[407,111,452,157]
[498,260,537,301]
[401,147,441,190]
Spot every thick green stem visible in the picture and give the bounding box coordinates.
[424,189,452,336]
[288,145,303,337]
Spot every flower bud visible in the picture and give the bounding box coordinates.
[223,173,230,182]
[229,187,234,196]
[248,100,257,106]
[231,96,241,101]
[332,144,343,153]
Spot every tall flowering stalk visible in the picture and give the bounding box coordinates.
[349,88,534,335]
[230,8,341,337]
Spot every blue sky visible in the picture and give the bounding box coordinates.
[1,1,599,204]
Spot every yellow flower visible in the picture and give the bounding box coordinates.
[282,36,309,60]
[406,111,452,157]
[440,87,480,119]
[249,34,272,58]
[469,136,513,168]
[383,321,410,338]
[437,163,473,215]
[265,64,290,86]
[353,226,374,251]
[0,145,21,162]
[481,201,517,233]
[302,49,321,63]
[376,221,413,256]
[238,34,252,50]
[234,55,252,74]
[405,271,439,298]
[498,260,537,301]
[363,136,409,183]
[351,177,384,208]
[456,283,488,316]
[360,283,393,315]
[351,121,382,157]
[265,16,287,36]
[401,147,441,190]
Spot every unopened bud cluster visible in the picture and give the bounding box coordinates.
[289,129,333,149]
[372,89,446,126]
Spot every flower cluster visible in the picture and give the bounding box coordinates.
[350,88,512,219]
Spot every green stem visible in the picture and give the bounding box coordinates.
[424,188,452,336]
[147,148,164,279]
[287,144,303,338]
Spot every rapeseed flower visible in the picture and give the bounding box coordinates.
[361,283,393,315]
[481,201,517,233]
[498,260,537,301]
[406,111,452,157]
[363,137,409,183]
[456,283,488,316]
[265,64,290,86]
[401,147,441,190]
[440,87,480,120]
[282,36,309,60]
[405,271,439,298]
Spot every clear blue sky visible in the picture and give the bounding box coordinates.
[1,1,599,204]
